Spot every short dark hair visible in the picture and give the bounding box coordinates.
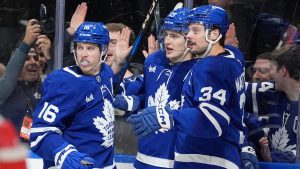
[271,44,300,80]
[105,23,136,46]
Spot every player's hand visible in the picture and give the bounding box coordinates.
[225,23,239,47]
[142,34,159,58]
[54,144,95,169]
[241,145,260,169]
[128,105,174,138]
[113,94,140,112]
[67,2,87,35]
[259,136,272,162]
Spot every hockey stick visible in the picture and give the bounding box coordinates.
[114,0,159,94]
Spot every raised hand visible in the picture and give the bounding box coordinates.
[225,23,239,48]
[36,35,52,59]
[142,34,159,58]
[67,2,87,35]
[23,19,41,46]
[112,27,133,73]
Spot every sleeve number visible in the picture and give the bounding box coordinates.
[199,87,226,106]
[38,102,59,123]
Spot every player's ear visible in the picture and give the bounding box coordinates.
[209,29,221,41]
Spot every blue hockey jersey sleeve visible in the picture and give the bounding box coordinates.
[174,55,245,140]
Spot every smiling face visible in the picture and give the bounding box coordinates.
[76,42,101,75]
[19,48,41,82]
[252,59,275,82]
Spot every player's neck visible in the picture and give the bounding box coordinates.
[209,44,225,57]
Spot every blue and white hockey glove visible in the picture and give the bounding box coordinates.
[54,143,95,169]
[241,145,260,169]
[128,105,174,138]
[113,94,140,112]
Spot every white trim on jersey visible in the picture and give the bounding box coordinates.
[30,127,62,134]
[30,127,62,148]
[63,67,82,77]
[199,102,230,137]
[136,152,174,168]
[175,152,239,169]
[250,83,259,117]
[30,133,47,148]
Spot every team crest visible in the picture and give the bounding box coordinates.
[93,99,115,148]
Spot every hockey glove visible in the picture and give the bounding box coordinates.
[113,94,140,112]
[54,143,95,169]
[128,105,174,138]
[241,145,260,169]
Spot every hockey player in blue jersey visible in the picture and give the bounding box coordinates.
[113,7,199,169]
[245,45,300,163]
[30,22,116,169]
[129,5,247,169]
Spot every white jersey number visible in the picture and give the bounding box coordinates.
[199,87,226,106]
[38,102,59,123]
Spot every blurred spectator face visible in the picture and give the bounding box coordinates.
[105,31,118,67]
[164,30,187,62]
[252,59,275,82]
[19,48,40,82]
[35,47,47,72]
[0,63,6,77]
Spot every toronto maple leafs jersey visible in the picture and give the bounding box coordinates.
[135,50,198,169]
[173,46,245,169]
[30,65,116,169]
[245,82,298,163]
[119,74,144,96]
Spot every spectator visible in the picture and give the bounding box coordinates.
[34,35,52,81]
[0,19,42,140]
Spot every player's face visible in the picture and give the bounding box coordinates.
[252,59,275,82]
[106,31,119,66]
[19,48,41,82]
[76,43,101,75]
[186,24,208,55]
[164,30,188,62]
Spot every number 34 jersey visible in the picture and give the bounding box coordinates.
[173,46,246,169]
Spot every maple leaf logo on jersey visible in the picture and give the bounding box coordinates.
[270,111,296,153]
[148,83,180,133]
[148,65,156,73]
[93,99,115,148]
